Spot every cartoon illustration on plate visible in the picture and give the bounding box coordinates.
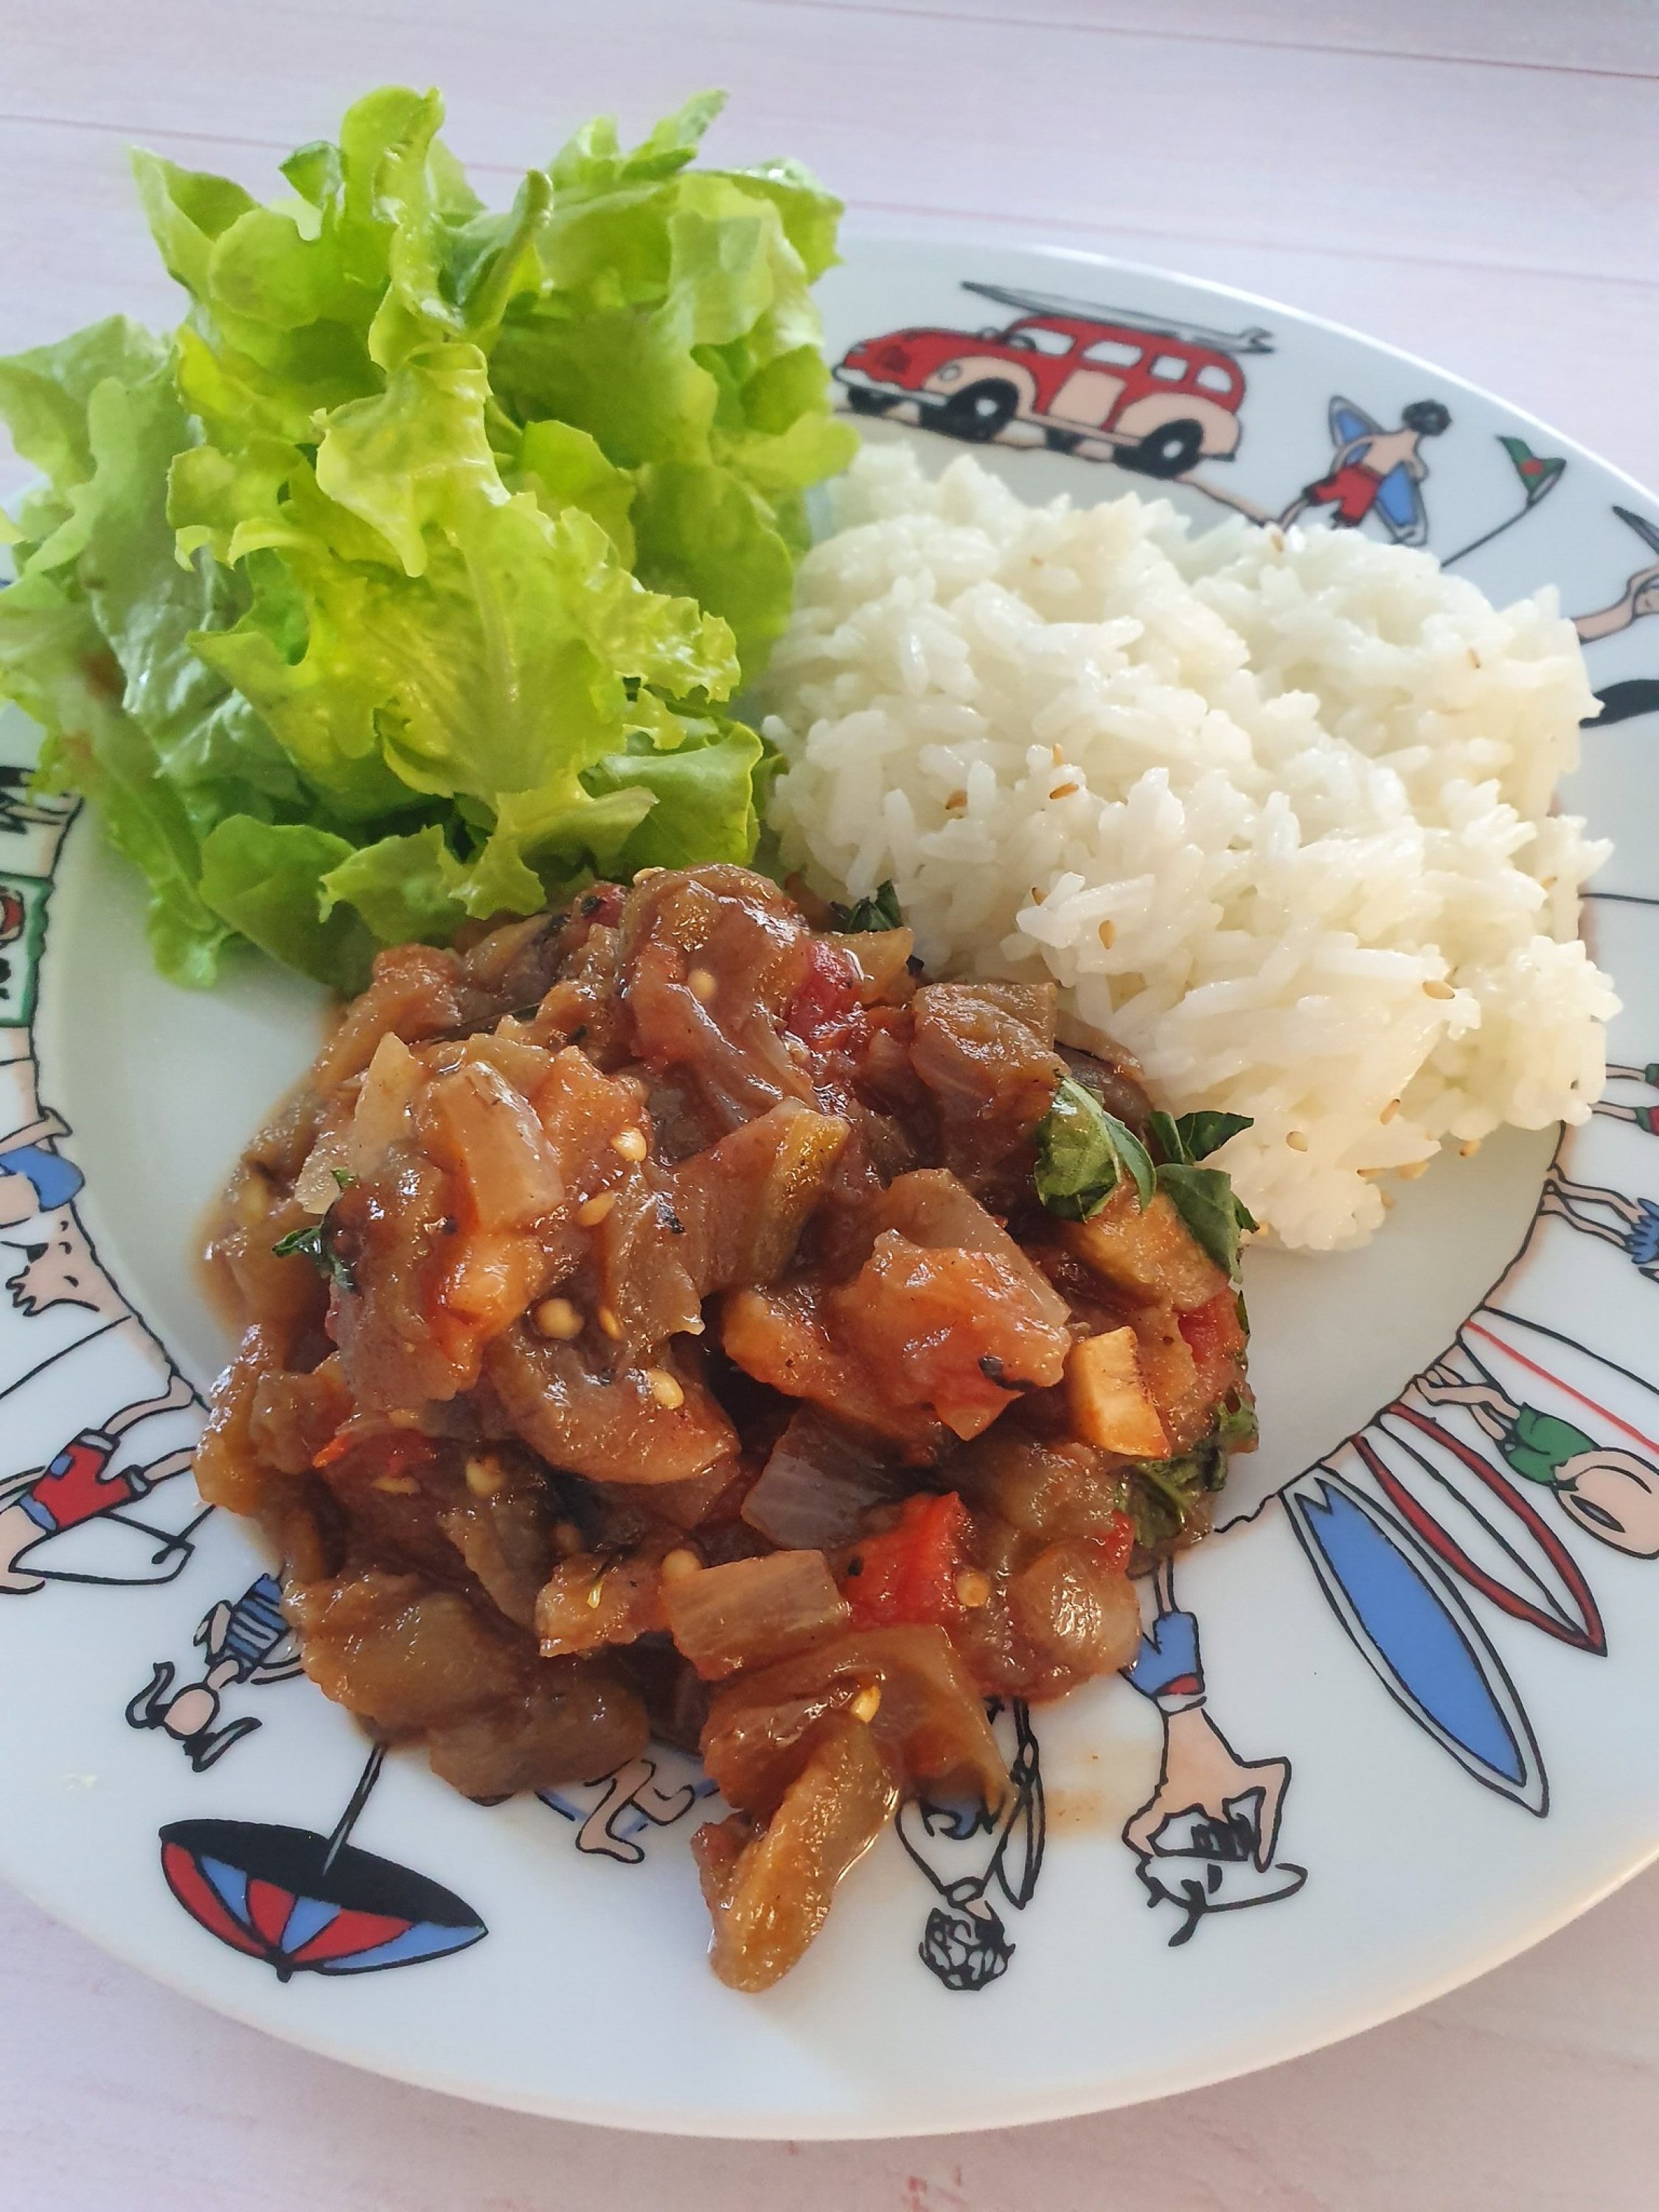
[540,1745,717,1865]
[1268,1242,1659,1812]
[1121,1559,1305,1944]
[1573,506,1659,728]
[1416,1349,1659,1561]
[127,1571,304,1770]
[1440,434,1567,568]
[1277,394,1452,546]
[1595,1060,1659,1138]
[898,1697,1045,1990]
[0,1215,206,1595]
[835,282,1271,481]
[160,1744,487,1978]
[1537,1166,1659,1281]
[0,788,207,1596]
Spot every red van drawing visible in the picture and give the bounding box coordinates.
[836,283,1273,479]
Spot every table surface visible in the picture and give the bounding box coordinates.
[3,2,1658,2203]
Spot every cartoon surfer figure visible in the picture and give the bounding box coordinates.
[1122,1561,1305,1944]
[1416,1357,1659,1558]
[1280,397,1451,546]
[127,1571,303,1769]
[0,1370,201,1592]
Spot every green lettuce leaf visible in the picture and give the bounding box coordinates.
[199,815,375,988]
[0,83,852,990]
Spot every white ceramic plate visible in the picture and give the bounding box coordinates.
[4,235,1659,2138]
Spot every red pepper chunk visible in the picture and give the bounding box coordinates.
[1178,1290,1247,1404]
[841,1491,967,1629]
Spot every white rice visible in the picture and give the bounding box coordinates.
[760,443,1616,1251]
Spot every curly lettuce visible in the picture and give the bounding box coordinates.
[0,88,855,987]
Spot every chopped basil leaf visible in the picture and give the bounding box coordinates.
[831,880,903,933]
[330,1166,358,1190]
[1217,1392,1259,1450]
[1176,1110,1252,1161]
[1147,1107,1253,1166]
[273,1208,357,1295]
[1127,1433,1228,1549]
[1034,1075,1155,1220]
[1155,1162,1256,1281]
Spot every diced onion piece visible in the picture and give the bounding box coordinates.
[422,1061,564,1232]
[664,1551,851,1680]
[293,1131,355,1215]
[349,1032,421,1179]
[1067,1326,1170,1456]
[741,1410,902,1550]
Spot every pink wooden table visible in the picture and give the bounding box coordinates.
[4,4,1658,2202]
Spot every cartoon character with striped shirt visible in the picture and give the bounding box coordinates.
[126,1573,302,1770]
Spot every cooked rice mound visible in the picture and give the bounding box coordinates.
[762,444,1616,1251]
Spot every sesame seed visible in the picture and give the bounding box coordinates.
[1285,1130,1309,1152]
[1380,1192,1395,1210]
[577,1191,616,1226]
[532,1296,583,1340]
[585,1571,608,1610]
[1423,979,1456,1001]
[1460,1139,1482,1159]
[597,1304,623,1340]
[945,790,967,811]
[644,1367,684,1409]
[686,967,716,1004]
[1049,782,1079,801]
[1097,919,1116,950]
[660,1546,700,1584]
[849,1683,882,1723]
[1051,744,1065,765]
[611,1127,648,1162]
[1380,1097,1401,1124]
[372,1473,420,1495]
[465,1455,503,1498]
[1397,1160,1429,1181]
[955,1570,992,1609]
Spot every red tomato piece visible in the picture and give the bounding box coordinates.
[1178,1290,1247,1402]
[1088,1512,1135,1577]
[785,939,867,1059]
[841,1491,966,1628]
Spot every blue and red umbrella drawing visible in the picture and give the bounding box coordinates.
[159,1745,486,1978]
